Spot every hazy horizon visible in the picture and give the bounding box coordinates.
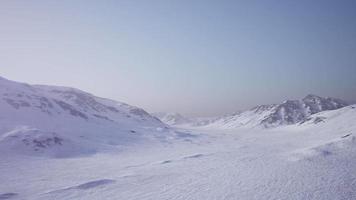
[1,0,356,116]
[1,72,355,118]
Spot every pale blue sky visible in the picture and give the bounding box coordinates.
[1,0,356,116]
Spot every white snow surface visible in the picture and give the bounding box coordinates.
[165,95,348,129]
[152,112,193,126]
[0,76,183,158]
[1,76,356,199]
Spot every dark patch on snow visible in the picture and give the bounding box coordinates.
[34,96,54,114]
[3,98,31,109]
[50,179,116,193]
[0,193,18,199]
[3,98,20,109]
[299,116,327,125]
[106,106,119,113]
[20,101,30,107]
[184,154,205,159]
[175,131,198,138]
[75,179,116,190]
[313,117,326,124]
[50,90,126,115]
[129,108,151,119]
[341,133,352,138]
[93,114,113,122]
[54,100,88,120]
[321,150,332,156]
[20,133,64,150]
[161,160,173,164]
[31,136,63,148]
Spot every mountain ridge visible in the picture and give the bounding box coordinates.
[0,76,175,157]
[154,94,349,129]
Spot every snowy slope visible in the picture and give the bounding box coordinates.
[0,76,179,157]
[297,104,356,132]
[152,112,193,126]
[1,104,355,200]
[0,76,355,199]
[204,104,277,129]
[277,104,356,162]
[261,94,348,127]
[152,112,219,127]
[199,94,348,129]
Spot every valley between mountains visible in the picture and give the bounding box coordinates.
[0,76,355,200]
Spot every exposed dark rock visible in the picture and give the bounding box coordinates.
[54,100,88,120]
[0,193,18,199]
[93,114,113,122]
[3,98,31,109]
[106,106,120,113]
[261,95,348,127]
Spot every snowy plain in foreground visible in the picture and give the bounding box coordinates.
[1,110,356,200]
[0,76,355,200]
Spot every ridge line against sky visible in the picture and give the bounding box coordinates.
[1,0,356,116]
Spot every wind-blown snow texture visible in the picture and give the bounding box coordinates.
[0,76,355,200]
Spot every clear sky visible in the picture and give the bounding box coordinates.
[1,0,356,116]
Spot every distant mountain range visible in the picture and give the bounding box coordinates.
[155,94,349,129]
[152,112,193,126]
[0,75,353,158]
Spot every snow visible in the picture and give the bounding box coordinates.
[165,95,349,129]
[1,76,356,199]
[0,76,174,158]
[152,112,193,126]
[154,95,348,130]
[1,120,356,199]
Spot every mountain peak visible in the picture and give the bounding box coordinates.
[303,94,322,100]
[197,94,349,129]
[152,112,192,126]
[262,95,348,127]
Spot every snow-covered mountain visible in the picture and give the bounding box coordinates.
[1,77,356,200]
[297,104,356,129]
[201,105,277,129]
[261,94,348,127]
[152,112,220,128]
[0,76,176,157]
[198,94,348,129]
[0,75,351,158]
[152,112,193,126]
